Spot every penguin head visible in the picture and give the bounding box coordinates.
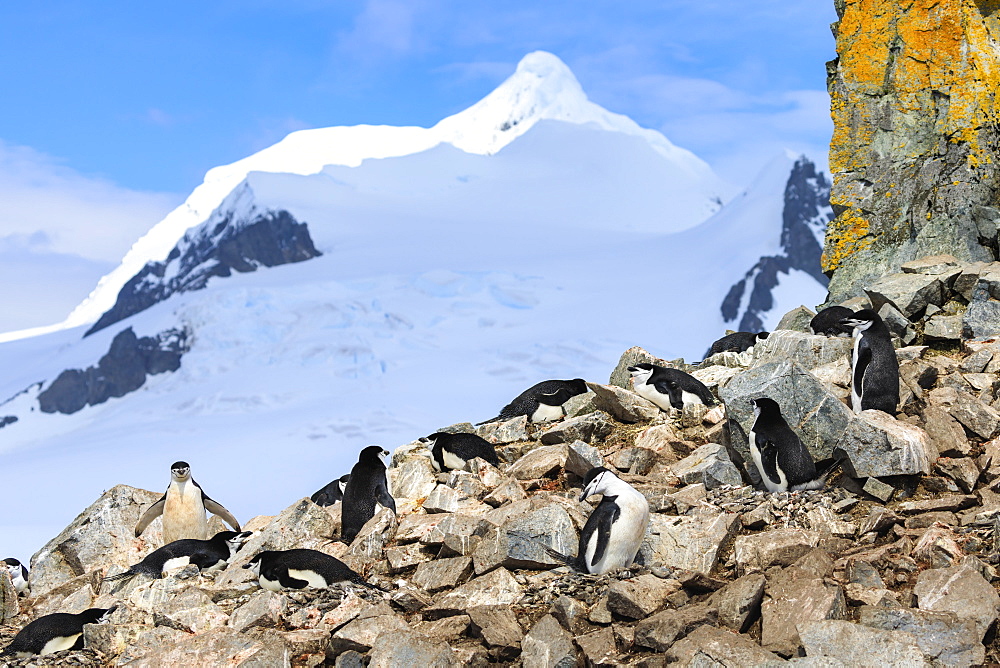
[751,397,781,419]
[82,606,117,625]
[568,378,588,394]
[2,558,23,578]
[840,309,879,331]
[419,433,443,449]
[756,332,770,342]
[627,363,656,384]
[338,474,351,492]
[243,552,267,574]
[358,445,390,466]
[170,461,192,482]
[579,466,629,502]
[224,531,253,554]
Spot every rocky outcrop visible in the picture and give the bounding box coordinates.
[722,156,832,331]
[87,193,321,336]
[823,0,1000,303]
[37,327,189,415]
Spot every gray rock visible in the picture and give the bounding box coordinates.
[551,595,590,635]
[612,447,660,476]
[565,440,604,477]
[797,621,926,665]
[721,359,855,467]
[347,507,398,561]
[734,529,821,572]
[423,484,488,515]
[412,556,473,593]
[521,614,578,668]
[762,577,846,657]
[609,346,671,389]
[925,314,964,340]
[502,503,577,568]
[834,410,936,478]
[467,605,523,650]
[420,514,491,546]
[642,512,740,574]
[482,477,528,507]
[586,381,661,423]
[901,254,962,276]
[865,272,944,318]
[367,628,454,668]
[859,605,985,667]
[332,610,411,653]
[941,388,1000,439]
[475,415,530,444]
[122,626,290,667]
[776,306,817,333]
[507,444,569,479]
[633,603,718,651]
[750,330,854,372]
[0,569,18,622]
[425,567,524,617]
[710,573,766,632]
[539,412,614,445]
[861,477,895,502]
[667,624,783,666]
[670,443,743,489]
[388,445,439,501]
[922,405,972,457]
[229,589,286,632]
[573,627,618,666]
[29,484,164,597]
[606,574,679,620]
[385,543,436,573]
[913,563,1000,640]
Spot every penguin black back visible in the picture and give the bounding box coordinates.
[704,331,768,359]
[2,607,113,657]
[311,474,351,507]
[479,378,589,424]
[244,548,383,591]
[842,309,899,415]
[420,432,500,471]
[749,398,820,492]
[810,306,855,337]
[103,531,252,585]
[628,363,715,410]
[341,446,396,542]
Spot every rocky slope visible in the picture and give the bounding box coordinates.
[2,254,1000,666]
[822,0,1000,303]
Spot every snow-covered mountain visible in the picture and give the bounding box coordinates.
[0,52,829,559]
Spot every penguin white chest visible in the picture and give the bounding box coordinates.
[288,569,330,588]
[441,449,469,472]
[530,402,564,423]
[163,481,208,543]
[851,329,864,413]
[40,634,82,655]
[632,380,672,412]
[680,390,703,408]
[259,575,283,592]
[586,493,650,574]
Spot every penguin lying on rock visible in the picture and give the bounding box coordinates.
[103,531,253,587]
[478,378,589,424]
[244,549,385,592]
[135,461,241,544]
[704,331,768,359]
[810,306,855,337]
[419,432,500,471]
[341,446,396,542]
[311,474,351,507]
[2,557,29,595]
[543,467,649,575]
[1,607,115,657]
[628,363,715,411]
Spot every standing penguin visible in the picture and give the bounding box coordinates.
[748,398,827,492]
[704,331,769,359]
[1,607,114,657]
[135,461,241,544]
[341,446,396,542]
[628,363,715,411]
[244,548,385,592]
[478,378,589,424]
[810,306,855,337]
[419,432,500,471]
[103,531,253,587]
[2,557,29,595]
[841,309,899,415]
[311,474,351,507]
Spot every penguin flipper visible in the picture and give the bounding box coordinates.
[134,495,166,537]
[203,497,241,532]
[758,438,784,487]
[188,552,222,571]
[375,479,397,515]
[273,566,310,589]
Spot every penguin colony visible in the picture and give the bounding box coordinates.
[2,318,900,658]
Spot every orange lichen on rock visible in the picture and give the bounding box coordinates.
[821,207,873,272]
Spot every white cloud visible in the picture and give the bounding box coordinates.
[0,139,179,263]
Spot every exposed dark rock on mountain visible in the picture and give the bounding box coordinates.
[38,327,189,415]
[86,205,321,336]
[722,157,833,331]
[0,416,16,429]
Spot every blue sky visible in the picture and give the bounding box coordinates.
[0,0,837,329]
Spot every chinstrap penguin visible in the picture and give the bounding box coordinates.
[841,309,899,415]
[103,531,253,587]
[3,557,29,595]
[135,461,241,544]
[748,398,829,492]
[311,474,351,507]
[419,432,500,472]
[545,467,650,575]
[704,331,769,359]
[810,306,856,337]
[1,607,115,657]
[628,363,715,411]
[244,549,385,592]
[478,378,589,424]
[341,446,396,542]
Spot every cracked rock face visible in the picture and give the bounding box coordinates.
[823,0,1000,303]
